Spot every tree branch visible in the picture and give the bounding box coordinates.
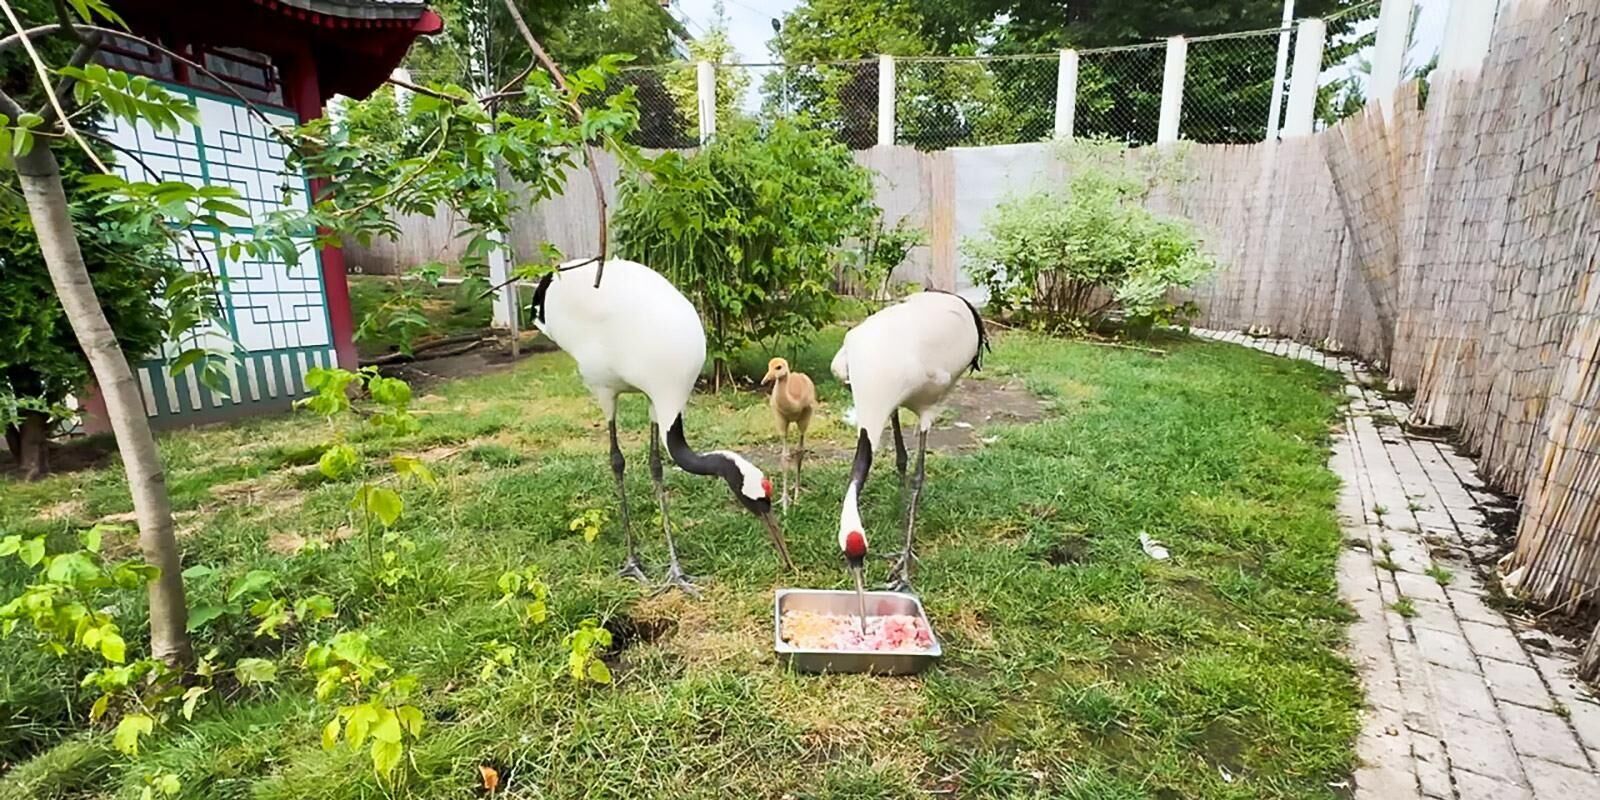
[42,32,102,127]
[0,23,62,55]
[0,0,107,173]
[497,0,609,287]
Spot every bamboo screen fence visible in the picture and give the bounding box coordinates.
[1161,0,1600,660]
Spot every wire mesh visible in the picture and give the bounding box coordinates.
[612,63,698,149]
[1074,44,1166,145]
[1179,31,1285,144]
[894,56,1057,150]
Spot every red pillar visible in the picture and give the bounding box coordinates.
[282,43,359,370]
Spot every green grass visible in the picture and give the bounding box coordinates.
[0,330,1358,798]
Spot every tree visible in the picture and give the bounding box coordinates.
[0,149,181,479]
[664,22,749,135]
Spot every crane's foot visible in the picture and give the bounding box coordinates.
[655,561,702,598]
[883,549,918,593]
[617,555,650,584]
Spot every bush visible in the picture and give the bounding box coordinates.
[964,138,1214,334]
[612,119,877,381]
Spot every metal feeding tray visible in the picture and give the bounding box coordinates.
[773,588,942,676]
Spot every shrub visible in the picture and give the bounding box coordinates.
[612,119,877,382]
[964,137,1214,334]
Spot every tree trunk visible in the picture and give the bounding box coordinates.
[1580,620,1600,683]
[15,410,49,480]
[14,145,192,667]
[4,423,19,464]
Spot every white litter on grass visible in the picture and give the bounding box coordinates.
[1139,532,1170,560]
[843,406,857,427]
[980,436,999,445]
[1218,766,1234,784]
[952,421,973,429]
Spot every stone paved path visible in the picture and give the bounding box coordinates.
[1195,329,1600,799]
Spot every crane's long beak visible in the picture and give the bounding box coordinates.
[849,560,867,633]
[761,510,795,572]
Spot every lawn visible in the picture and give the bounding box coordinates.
[0,329,1358,799]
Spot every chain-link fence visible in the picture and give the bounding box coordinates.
[607,16,1382,151]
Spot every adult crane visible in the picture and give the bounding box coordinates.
[533,259,794,594]
[832,291,988,593]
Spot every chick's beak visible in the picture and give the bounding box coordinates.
[761,510,795,572]
[761,369,776,385]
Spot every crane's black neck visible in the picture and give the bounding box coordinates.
[666,416,727,478]
[848,428,872,493]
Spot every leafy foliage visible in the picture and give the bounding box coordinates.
[964,138,1214,332]
[305,631,424,780]
[612,120,877,375]
[562,619,613,685]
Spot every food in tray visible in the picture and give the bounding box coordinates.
[779,609,935,652]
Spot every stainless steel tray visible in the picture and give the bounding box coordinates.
[773,589,942,675]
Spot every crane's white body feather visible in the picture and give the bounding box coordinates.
[535,259,705,428]
[832,292,982,447]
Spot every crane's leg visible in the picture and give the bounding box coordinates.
[650,421,700,597]
[890,410,911,532]
[610,418,647,583]
[885,426,928,593]
[793,412,810,501]
[778,419,791,512]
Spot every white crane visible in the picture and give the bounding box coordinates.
[832,291,989,594]
[532,258,794,594]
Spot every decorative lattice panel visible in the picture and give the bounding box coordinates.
[101,86,338,422]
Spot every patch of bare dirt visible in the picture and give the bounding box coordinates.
[382,335,557,389]
[35,499,87,522]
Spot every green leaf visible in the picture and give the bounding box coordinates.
[363,487,404,527]
[396,705,424,738]
[321,716,341,750]
[113,713,154,755]
[318,444,359,480]
[226,570,275,602]
[100,629,126,663]
[181,685,209,720]
[181,564,215,579]
[89,694,110,721]
[0,535,19,556]
[235,657,278,685]
[47,552,100,585]
[372,708,403,743]
[81,527,103,553]
[390,455,436,486]
[19,537,45,568]
[586,659,612,684]
[370,737,404,777]
[345,704,379,748]
[185,604,230,632]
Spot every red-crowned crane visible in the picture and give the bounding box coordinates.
[532,258,794,594]
[832,291,989,595]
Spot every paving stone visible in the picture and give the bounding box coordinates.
[1427,664,1500,721]
[1439,712,1522,781]
[1453,768,1532,800]
[1500,703,1590,769]
[1395,570,1450,603]
[1411,732,1453,798]
[1461,620,1532,665]
[1482,658,1554,709]
[1408,598,1461,634]
[1563,699,1600,753]
[1523,757,1600,798]
[1448,589,1507,626]
[1415,627,1482,674]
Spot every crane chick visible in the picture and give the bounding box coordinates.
[762,357,817,510]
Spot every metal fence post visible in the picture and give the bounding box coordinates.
[1282,18,1326,137]
[1054,49,1078,139]
[1371,0,1414,121]
[1265,0,1295,140]
[1157,36,1187,144]
[877,54,896,147]
[696,60,716,143]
